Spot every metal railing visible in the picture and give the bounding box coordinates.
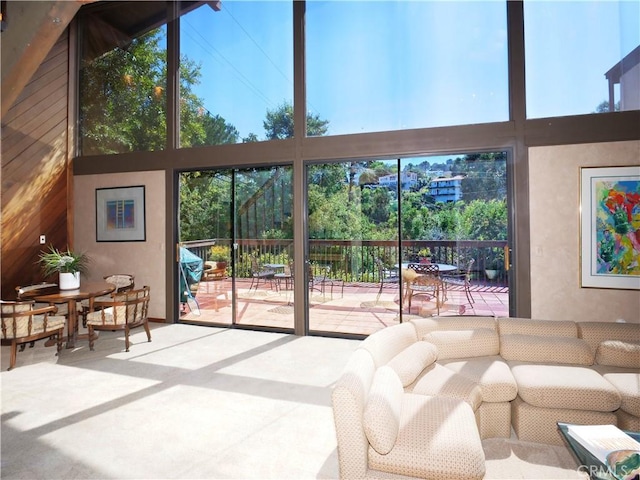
[182,238,509,286]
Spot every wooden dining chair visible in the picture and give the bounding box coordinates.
[15,283,68,315]
[86,286,151,352]
[1,300,65,370]
[80,274,135,326]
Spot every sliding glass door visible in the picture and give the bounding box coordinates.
[306,152,510,336]
[307,161,402,336]
[177,166,294,330]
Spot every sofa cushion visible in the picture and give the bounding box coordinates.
[577,321,640,352]
[359,322,418,367]
[511,395,617,446]
[509,362,621,412]
[411,363,483,411]
[500,334,594,365]
[498,317,578,337]
[596,341,640,369]
[363,366,403,455]
[423,328,499,359]
[439,356,518,403]
[602,372,640,417]
[368,394,485,480]
[386,341,438,387]
[411,316,497,338]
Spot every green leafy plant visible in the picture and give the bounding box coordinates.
[417,247,431,257]
[38,246,90,276]
[209,245,230,262]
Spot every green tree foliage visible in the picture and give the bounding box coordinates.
[80,31,167,154]
[179,171,232,241]
[263,102,330,140]
[461,199,508,240]
[80,29,239,154]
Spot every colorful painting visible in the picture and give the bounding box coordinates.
[106,199,135,230]
[96,186,146,242]
[581,166,640,290]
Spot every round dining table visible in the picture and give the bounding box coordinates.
[397,262,458,273]
[21,281,115,348]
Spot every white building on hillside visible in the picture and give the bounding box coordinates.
[428,175,465,202]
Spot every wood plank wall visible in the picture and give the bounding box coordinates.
[1,30,70,300]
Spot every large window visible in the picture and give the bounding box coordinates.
[305,1,509,136]
[524,0,640,118]
[78,2,168,156]
[179,1,293,146]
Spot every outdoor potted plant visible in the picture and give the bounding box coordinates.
[417,247,432,264]
[209,245,230,270]
[38,246,90,290]
[484,251,503,280]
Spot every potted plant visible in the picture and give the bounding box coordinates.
[484,251,503,280]
[209,245,230,270]
[38,246,90,290]
[417,247,432,264]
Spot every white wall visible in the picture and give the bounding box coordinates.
[529,140,640,323]
[74,171,166,320]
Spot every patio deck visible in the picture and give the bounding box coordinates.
[181,278,509,336]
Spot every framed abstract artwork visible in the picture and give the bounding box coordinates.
[580,166,640,289]
[96,186,146,242]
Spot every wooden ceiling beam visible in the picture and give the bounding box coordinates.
[1,1,96,118]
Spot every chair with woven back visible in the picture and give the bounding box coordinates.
[1,300,65,370]
[15,283,69,316]
[80,274,135,327]
[86,286,151,352]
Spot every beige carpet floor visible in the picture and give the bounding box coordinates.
[2,323,587,479]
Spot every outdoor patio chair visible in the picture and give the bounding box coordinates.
[403,263,442,315]
[86,286,151,352]
[309,264,344,299]
[1,300,65,370]
[375,257,400,301]
[249,257,275,291]
[442,258,475,304]
[275,261,293,291]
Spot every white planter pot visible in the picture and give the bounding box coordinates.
[59,272,80,290]
[484,269,498,280]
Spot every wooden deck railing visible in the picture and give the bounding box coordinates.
[182,238,509,286]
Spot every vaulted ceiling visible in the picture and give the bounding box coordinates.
[1,1,216,117]
[0,1,96,117]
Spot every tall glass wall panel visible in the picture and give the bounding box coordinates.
[178,167,294,331]
[78,2,168,156]
[305,1,509,136]
[307,161,401,336]
[524,0,640,117]
[179,1,293,146]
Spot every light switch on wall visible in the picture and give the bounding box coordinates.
[39,235,46,244]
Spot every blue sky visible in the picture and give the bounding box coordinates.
[180,1,639,141]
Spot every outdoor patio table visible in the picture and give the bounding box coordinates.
[263,263,285,272]
[397,263,457,273]
[21,281,115,348]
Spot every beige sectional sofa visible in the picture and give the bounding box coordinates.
[332,316,640,480]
